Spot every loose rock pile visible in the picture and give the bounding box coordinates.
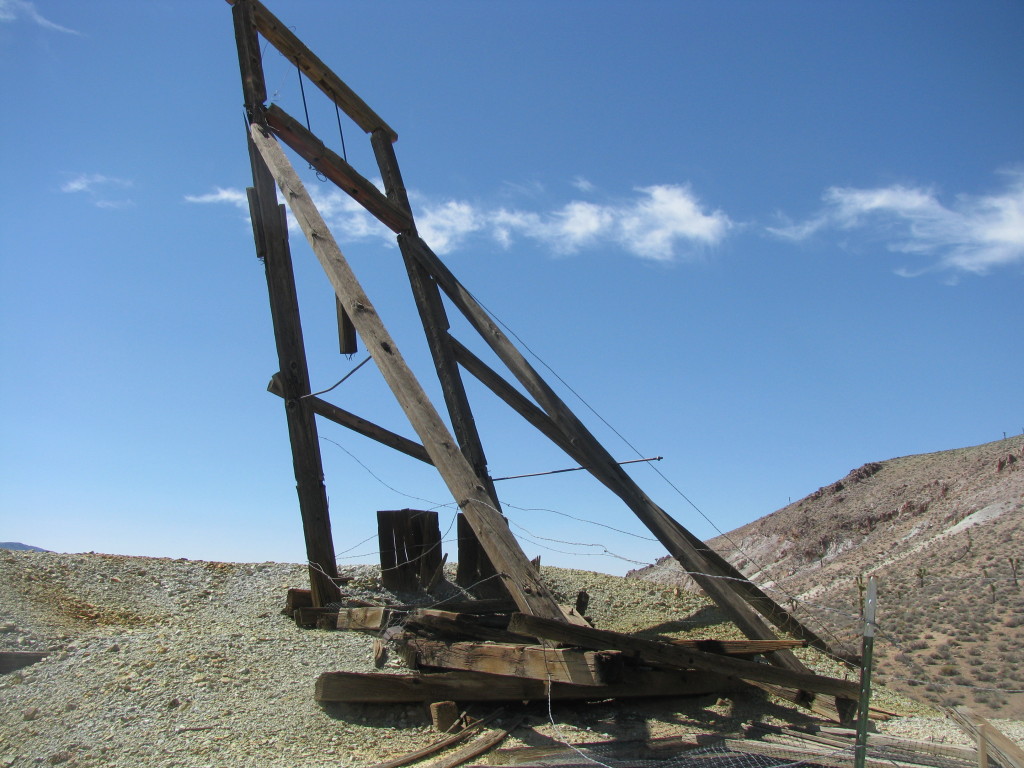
[1,550,1016,767]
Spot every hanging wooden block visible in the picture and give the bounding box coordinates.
[336,295,358,354]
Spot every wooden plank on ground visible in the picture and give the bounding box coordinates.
[672,638,806,656]
[249,123,566,626]
[336,607,391,631]
[948,706,1024,768]
[315,668,741,704]
[405,610,531,645]
[427,715,523,768]
[402,637,619,686]
[366,709,504,768]
[508,613,858,701]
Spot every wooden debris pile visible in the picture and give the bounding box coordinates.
[283,588,858,718]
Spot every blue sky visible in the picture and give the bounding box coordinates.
[2,1,1021,575]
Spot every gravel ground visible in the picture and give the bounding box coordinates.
[1,551,1019,767]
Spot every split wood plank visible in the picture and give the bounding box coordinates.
[948,707,1024,768]
[315,668,740,704]
[263,104,412,234]
[248,124,566,625]
[507,613,858,701]
[405,610,534,645]
[402,637,619,686]
[336,607,391,631]
[425,716,522,768]
[268,374,432,464]
[228,0,397,141]
[366,709,504,768]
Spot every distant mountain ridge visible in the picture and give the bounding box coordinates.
[0,542,49,552]
[629,436,1024,717]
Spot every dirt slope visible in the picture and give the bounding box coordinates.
[629,437,1024,717]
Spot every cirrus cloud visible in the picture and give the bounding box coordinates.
[770,170,1024,275]
[0,0,79,34]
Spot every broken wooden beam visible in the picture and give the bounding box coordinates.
[508,613,858,702]
[401,637,622,686]
[315,668,740,704]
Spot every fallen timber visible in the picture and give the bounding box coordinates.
[508,613,858,702]
[315,669,741,704]
[310,594,854,716]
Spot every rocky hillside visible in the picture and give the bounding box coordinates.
[629,437,1024,717]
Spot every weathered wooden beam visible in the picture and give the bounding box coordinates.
[227,0,398,141]
[948,706,1024,768]
[404,609,533,644]
[263,104,412,234]
[402,637,620,686]
[404,234,814,670]
[336,607,391,631]
[315,668,740,704]
[671,638,808,656]
[268,373,432,465]
[240,111,340,605]
[230,0,265,111]
[449,337,579,460]
[507,613,859,701]
[248,124,565,624]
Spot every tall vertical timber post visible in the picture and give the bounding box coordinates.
[233,0,341,606]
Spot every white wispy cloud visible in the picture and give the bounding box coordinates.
[770,170,1024,275]
[185,181,732,262]
[417,183,731,260]
[184,187,248,209]
[0,0,79,34]
[61,173,133,208]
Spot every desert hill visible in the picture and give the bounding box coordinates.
[629,436,1024,717]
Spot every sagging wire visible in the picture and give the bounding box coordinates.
[464,289,857,661]
[303,354,372,399]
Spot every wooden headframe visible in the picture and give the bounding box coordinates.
[227,0,842,673]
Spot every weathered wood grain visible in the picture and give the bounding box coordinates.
[507,613,858,701]
[248,124,565,625]
[402,637,618,686]
[315,668,738,704]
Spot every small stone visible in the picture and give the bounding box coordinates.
[23,706,41,721]
[107,644,120,653]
